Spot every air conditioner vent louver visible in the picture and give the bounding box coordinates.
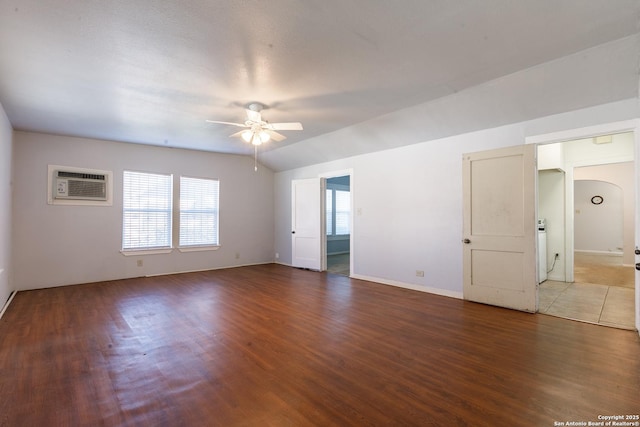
[54,169,107,201]
[57,171,106,180]
[67,180,106,198]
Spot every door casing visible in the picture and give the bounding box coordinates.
[526,119,640,333]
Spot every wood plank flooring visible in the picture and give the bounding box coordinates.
[0,264,638,426]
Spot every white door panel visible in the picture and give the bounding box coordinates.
[292,178,323,270]
[463,144,537,312]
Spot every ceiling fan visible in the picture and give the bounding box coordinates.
[206,102,303,146]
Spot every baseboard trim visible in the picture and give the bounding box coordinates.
[274,261,293,267]
[144,262,273,278]
[0,290,17,320]
[350,274,463,300]
[271,264,463,299]
[575,250,623,257]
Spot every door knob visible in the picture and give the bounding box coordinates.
[291,231,296,234]
[636,263,640,271]
[463,238,471,244]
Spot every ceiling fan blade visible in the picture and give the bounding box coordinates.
[245,109,262,123]
[266,130,287,142]
[268,122,303,131]
[206,120,248,128]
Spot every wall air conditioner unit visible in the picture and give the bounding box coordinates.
[54,170,108,201]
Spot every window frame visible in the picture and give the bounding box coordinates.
[178,175,221,251]
[325,184,351,238]
[121,170,174,254]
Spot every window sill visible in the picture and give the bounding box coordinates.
[178,245,221,253]
[120,246,221,256]
[121,248,173,256]
[327,235,350,241]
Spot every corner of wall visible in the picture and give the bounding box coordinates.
[0,100,14,307]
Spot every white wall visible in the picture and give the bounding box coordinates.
[562,135,635,270]
[574,180,624,254]
[538,143,565,171]
[0,101,13,307]
[274,100,639,299]
[12,132,275,290]
[574,162,635,264]
[538,169,566,281]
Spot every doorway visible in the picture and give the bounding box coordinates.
[537,132,636,329]
[325,175,351,276]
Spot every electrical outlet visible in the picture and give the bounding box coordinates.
[275,253,279,259]
[235,253,240,260]
[416,270,424,277]
[137,259,143,267]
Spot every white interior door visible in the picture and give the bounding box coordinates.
[462,144,538,312]
[292,178,324,270]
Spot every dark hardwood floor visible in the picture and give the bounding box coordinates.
[1,264,638,426]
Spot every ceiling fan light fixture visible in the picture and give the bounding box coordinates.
[246,130,271,145]
[251,132,263,146]
[259,131,270,143]
[206,102,302,170]
[241,130,253,142]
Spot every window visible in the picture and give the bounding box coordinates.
[179,176,220,247]
[326,189,333,235]
[122,171,173,250]
[326,188,351,236]
[334,190,351,235]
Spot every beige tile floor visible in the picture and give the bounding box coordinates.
[539,253,636,330]
[539,281,635,330]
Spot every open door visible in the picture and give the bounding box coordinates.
[462,144,538,312]
[291,178,324,270]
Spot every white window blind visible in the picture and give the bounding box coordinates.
[179,176,219,247]
[326,188,351,236]
[326,189,333,235]
[335,190,351,235]
[122,171,173,250]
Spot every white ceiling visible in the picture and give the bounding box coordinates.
[0,0,639,171]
